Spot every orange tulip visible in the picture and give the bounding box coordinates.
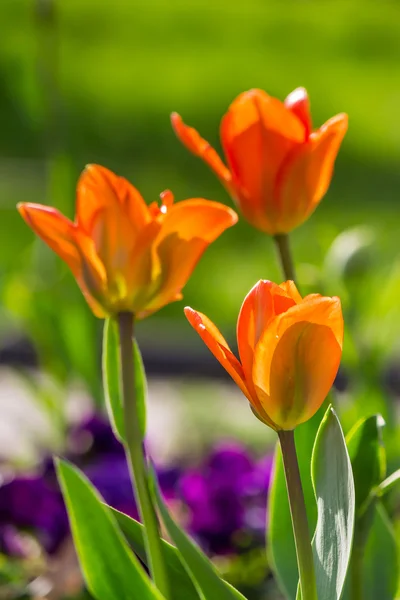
[18,164,237,318]
[172,87,348,235]
[185,280,343,430]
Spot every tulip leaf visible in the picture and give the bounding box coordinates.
[378,468,400,496]
[346,414,386,514]
[297,406,355,600]
[343,414,386,598]
[268,404,323,599]
[341,501,398,600]
[341,415,397,600]
[102,318,146,443]
[361,501,399,600]
[110,507,201,600]
[56,459,162,600]
[149,467,246,600]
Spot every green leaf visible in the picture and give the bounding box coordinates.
[342,415,391,600]
[149,468,246,600]
[133,338,147,439]
[111,507,200,600]
[268,404,323,599]
[102,318,124,441]
[102,318,146,442]
[56,459,162,600]
[299,406,355,600]
[346,414,386,514]
[360,502,399,600]
[378,468,400,496]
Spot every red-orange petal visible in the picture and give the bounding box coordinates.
[306,113,348,206]
[275,113,348,233]
[76,164,151,236]
[158,198,238,243]
[139,200,237,315]
[184,307,253,401]
[17,203,107,317]
[237,280,296,384]
[140,237,205,317]
[253,296,343,429]
[171,113,232,184]
[284,87,312,138]
[74,230,110,317]
[220,89,305,232]
[278,280,303,304]
[18,203,81,273]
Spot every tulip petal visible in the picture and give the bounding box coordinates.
[74,231,110,317]
[18,203,81,272]
[275,113,348,232]
[171,113,232,184]
[307,113,348,206]
[76,165,152,285]
[127,196,238,317]
[76,164,150,236]
[284,87,312,138]
[253,296,343,429]
[18,203,107,317]
[220,89,305,232]
[237,280,296,384]
[158,198,238,243]
[134,199,237,315]
[184,307,254,402]
[278,280,302,304]
[139,236,205,318]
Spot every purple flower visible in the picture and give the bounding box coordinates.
[84,456,139,520]
[0,525,30,558]
[179,442,273,555]
[0,414,274,561]
[68,414,124,461]
[0,475,68,554]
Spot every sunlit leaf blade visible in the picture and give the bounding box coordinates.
[56,459,162,600]
[111,507,200,600]
[298,407,355,600]
[102,318,146,442]
[133,338,147,439]
[346,414,386,513]
[342,415,393,600]
[378,468,400,496]
[149,468,246,600]
[268,404,323,599]
[102,318,125,441]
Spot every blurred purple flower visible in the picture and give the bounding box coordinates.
[0,415,273,560]
[179,443,273,555]
[0,475,68,554]
[84,456,139,520]
[0,525,31,558]
[68,414,124,460]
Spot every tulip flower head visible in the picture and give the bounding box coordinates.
[18,165,237,318]
[185,280,343,430]
[172,88,348,235]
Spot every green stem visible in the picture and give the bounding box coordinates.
[278,430,318,600]
[117,312,170,597]
[274,233,297,285]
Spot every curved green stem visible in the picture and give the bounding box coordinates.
[117,312,170,598]
[278,430,318,600]
[274,233,298,285]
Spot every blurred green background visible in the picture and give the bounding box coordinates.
[1,0,400,425]
[1,0,400,322]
